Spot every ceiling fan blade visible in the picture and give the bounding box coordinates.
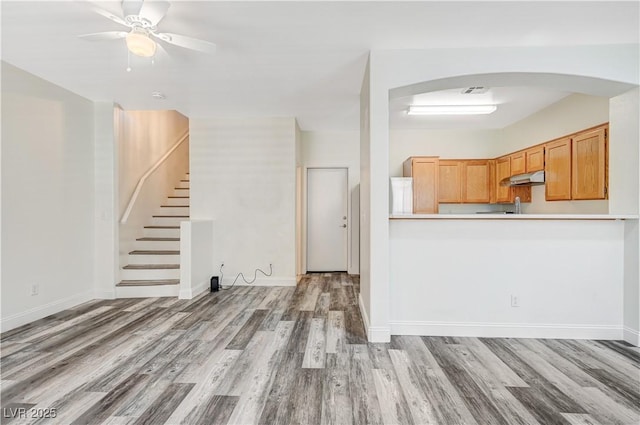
[139,1,170,26]
[152,32,217,54]
[83,3,128,27]
[121,0,144,17]
[78,31,128,41]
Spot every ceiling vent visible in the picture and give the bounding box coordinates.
[461,86,489,94]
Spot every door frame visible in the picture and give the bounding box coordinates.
[303,166,352,274]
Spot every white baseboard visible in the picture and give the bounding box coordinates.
[390,320,623,340]
[358,293,370,330]
[623,326,640,346]
[1,290,94,333]
[94,289,116,300]
[179,279,210,299]
[358,293,391,343]
[221,276,296,287]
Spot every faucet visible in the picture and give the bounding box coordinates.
[514,196,521,214]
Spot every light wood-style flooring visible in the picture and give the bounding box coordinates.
[1,273,639,424]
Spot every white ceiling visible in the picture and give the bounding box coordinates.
[2,1,639,131]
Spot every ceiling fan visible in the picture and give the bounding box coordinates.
[79,0,216,58]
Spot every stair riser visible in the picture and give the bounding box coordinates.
[127,254,180,265]
[172,188,190,197]
[134,240,180,250]
[143,228,181,238]
[157,206,190,216]
[121,268,180,280]
[176,180,190,189]
[150,216,189,226]
[165,197,190,206]
[116,285,179,298]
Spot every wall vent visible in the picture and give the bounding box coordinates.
[461,86,489,94]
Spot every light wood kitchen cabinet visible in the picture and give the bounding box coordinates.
[572,126,607,200]
[526,145,545,172]
[488,159,496,204]
[545,137,572,201]
[495,156,512,203]
[510,151,526,175]
[463,160,491,203]
[438,160,491,204]
[438,160,462,203]
[403,156,439,213]
[494,156,531,204]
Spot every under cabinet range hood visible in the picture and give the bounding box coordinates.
[500,170,545,187]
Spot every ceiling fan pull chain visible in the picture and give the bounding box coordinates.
[126,50,132,73]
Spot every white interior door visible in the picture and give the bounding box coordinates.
[307,168,348,272]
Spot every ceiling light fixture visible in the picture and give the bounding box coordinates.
[125,27,156,58]
[407,104,497,115]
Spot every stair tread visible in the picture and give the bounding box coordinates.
[153,215,189,218]
[161,205,189,208]
[144,226,180,229]
[168,196,189,198]
[129,250,180,255]
[174,187,189,190]
[117,279,179,287]
[123,264,180,269]
[136,237,180,241]
[180,180,190,182]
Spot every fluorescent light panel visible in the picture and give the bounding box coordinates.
[408,104,497,115]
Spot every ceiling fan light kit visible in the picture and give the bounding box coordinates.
[407,104,498,115]
[125,28,156,58]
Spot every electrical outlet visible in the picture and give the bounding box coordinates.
[30,284,39,296]
[510,295,520,308]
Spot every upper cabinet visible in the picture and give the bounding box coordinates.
[495,156,512,203]
[438,160,462,203]
[463,160,491,203]
[545,137,572,201]
[403,156,439,213]
[510,151,526,175]
[525,145,545,172]
[572,126,607,200]
[438,159,491,204]
[438,160,491,204]
[544,124,608,202]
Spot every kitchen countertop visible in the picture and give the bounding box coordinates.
[389,213,639,220]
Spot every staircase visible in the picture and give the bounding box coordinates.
[116,173,189,297]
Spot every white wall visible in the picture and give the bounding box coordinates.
[390,219,624,339]
[609,88,640,344]
[179,220,214,299]
[117,109,189,267]
[359,57,373,334]
[609,88,640,215]
[94,102,118,299]
[361,44,639,342]
[1,62,95,331]
[390,129,502,177]
[301,131,360,274]
[190,117,297,286]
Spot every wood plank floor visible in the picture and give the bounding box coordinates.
[1,273,639,425]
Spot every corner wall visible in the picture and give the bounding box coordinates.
[1,62,96,331]
[189,117,297,286]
